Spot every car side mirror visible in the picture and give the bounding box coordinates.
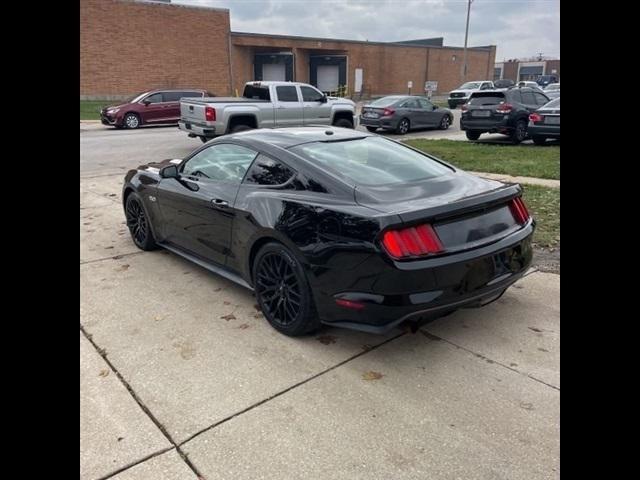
[433,105,438,110]
[320,95,327,103]
[160,164,179,179]
[142,99,152,106]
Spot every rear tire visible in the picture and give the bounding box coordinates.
[465,131,481,141]
[333,118,354,129]
[365,126,378,132]
[396,118,410,135]
[532,135,547,146]
[124,193,157,251]
[252,242,320,336]
[510,120,527,144]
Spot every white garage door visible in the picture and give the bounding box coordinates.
[262,63,286,81]
[317,65,340,92]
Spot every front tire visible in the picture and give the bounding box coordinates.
[396,118,410,135]
[465,130,481,141]
[439,115,451,130]
[125,193,157,251]
[253,242,320,336]
[365,126,378,132]
[123,113,141,129]
[333,118,354,129]
[532,135,547,145]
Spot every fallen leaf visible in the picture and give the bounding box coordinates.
[98,369,109,377]
[253,313,263,319]
[117,264,130,272]
[223,301,231,305]
[221,314,236,321]
[237,323,250,330]
[528,327,542,333]
[362,371,384,381]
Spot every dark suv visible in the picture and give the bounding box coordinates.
[460,87,550,143]
[100,89,212,129]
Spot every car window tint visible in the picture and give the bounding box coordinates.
[417,98,433,109]
[244,154,295,186]
[162,92,182,102]
[469,94,504,105]
[521,91,536,105]
[534,92,549,106]
[144,93,163,104]
[291,136,451,186]
[181,144,258,184]
[276,86,299,102]
[508,90,523,103]
[300,86,324,102]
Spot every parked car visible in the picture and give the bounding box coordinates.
[528,98,560,145]
[543,83,560,99]
[100,89,211,129]
[179,81,356,142]
[122,126,534,336]
[447,81,495,108]
[360,96,453,134]
[536,74,559,88]
[460,87,550,143]
[494,79,515,90]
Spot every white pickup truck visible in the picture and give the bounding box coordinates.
[179,81,357,142]
[447,80,496,109]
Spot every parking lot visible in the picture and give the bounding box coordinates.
[81,125,559,479]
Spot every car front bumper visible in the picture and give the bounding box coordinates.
[100,112,120,126]
[178,120,216,138]
[313,223,535,334]
[448,97,469,107]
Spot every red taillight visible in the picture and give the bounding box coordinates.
[496,103,513,114]
[509,197,530,225]
[461,104,468,112]
[335,298,365,310]
[382,107,395,116]
[529,112,543,123]
[381,224,444,259]
[205,106,216,122]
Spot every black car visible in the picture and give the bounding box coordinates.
[528,98,560,145]
[360,96,453,134]
[122,127,534,336]
[460,87,550,143]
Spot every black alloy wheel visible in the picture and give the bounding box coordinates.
[125,194,157,250]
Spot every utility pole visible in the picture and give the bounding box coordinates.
[461,0,474,82]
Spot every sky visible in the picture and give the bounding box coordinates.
[173,0,559,61]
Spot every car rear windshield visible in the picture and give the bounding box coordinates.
[468,93,506,105]
[369,96,403,106]
[243,85,271,101]
[289,136,452,186]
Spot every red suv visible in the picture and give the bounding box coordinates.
[100,89,212,129]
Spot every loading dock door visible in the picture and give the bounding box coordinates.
[317,65,340,92]
[262,63,286,81]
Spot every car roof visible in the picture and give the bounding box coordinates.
[219,126,371,149]
[244,81,313,88]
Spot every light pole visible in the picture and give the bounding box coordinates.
[461,0,474,82]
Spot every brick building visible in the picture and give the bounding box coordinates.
[494,59,560,83]
[80,0,497,99]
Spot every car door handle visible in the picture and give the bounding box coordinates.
[211,199,229,208]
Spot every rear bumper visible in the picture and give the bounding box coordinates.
[359,116,397,129]
[528,123,560,137]
[460,115,511,133]
[178,120,216,138]
[314,222,534,334]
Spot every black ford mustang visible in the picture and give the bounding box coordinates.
[123,127,534,336]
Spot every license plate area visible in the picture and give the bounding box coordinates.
[472,110,491,117]
[363,112,379,118]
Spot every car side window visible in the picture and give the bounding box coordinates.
[181,144,258,184]
[276,86,300,102]
[163,92,183,102]
[509,90,523,104]
[144,93,163,104]
[417,98,433,109]
[244,154,295,186]
[400,99,419,108]
[534,92,549,106]
[300,86,324,102]
[481,83,491,90]
[521,91,536,105]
